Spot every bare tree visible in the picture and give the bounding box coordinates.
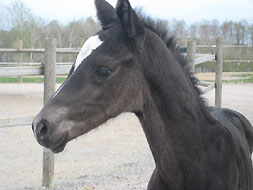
[240,20,249,45]
[29,17,46,48]
[198,20,210,45]
[221,21,231,44]
[189,22,199,40]
[45,20,63,47]
[209,19,219,44]
[62,17,100,49]
[0,6,7,47]
[64,20,77,48]
[170,19,187,44]
[234,21,248,45]
[249,24,253,45]
[28,17,46,62]
[83,17,100,41]
[7,0,32,45]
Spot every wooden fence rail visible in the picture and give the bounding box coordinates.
[0,65,71,76]
[0,38,224,188]
[0,62,72,65]
[0,48,80,54]
[195,54,215,65]
[0,116,34,128]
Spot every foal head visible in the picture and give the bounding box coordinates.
[32,0,148,153]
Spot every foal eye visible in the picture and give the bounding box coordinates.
[96,66,111,78]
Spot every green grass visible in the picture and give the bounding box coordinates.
[230,73,253,83]
[196,62,253,72]
[0,77,19,83]
[223,79,253,83]
[203,73,253,84]
[0,77,67,83]
[56,77,67,83]
[204,79,253,83]
[231,73,253,78]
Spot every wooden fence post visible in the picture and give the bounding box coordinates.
[43,38,56,188]
[18,40,23,83]
[187,40,196,73]
[215,37,223,108]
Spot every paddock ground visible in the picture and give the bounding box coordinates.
[0,83,252,190]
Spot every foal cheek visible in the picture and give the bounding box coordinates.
[111,81,142,113]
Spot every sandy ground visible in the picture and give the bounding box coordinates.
[0,83,253,190]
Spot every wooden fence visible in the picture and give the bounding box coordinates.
[0,37,223,188]
[0,39,78,188]
[187,37,223,107]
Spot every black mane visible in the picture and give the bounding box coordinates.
[137,12,203,97]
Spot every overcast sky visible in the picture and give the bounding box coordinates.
[1,0,253,24]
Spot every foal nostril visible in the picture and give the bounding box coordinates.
[36,119,51,139]
[40,124,48,136]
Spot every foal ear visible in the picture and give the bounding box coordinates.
[116,0,144,40]
[95,0,117,28]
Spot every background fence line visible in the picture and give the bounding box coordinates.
[0,48,80,54]
[0,39,224,127]
[0,65,71,77]
[0,37,223,188]
[186,38,222,107]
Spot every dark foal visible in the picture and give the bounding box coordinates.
[32,0,253,189]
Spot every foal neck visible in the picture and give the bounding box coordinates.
[136,31,217,186]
